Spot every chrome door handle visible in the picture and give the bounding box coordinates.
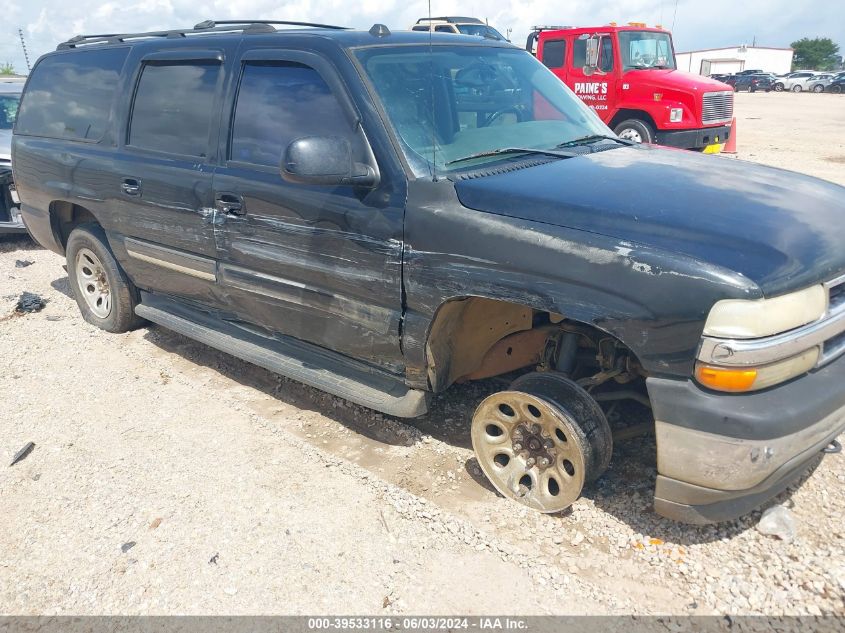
[121,178,142,196]
[215,192,245,216]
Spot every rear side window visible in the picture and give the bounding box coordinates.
[230,62,350,167]
[129,62,221,157]
[541,40,566,68]
[15,48,128,141]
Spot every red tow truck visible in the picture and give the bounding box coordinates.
[527,23,734,151]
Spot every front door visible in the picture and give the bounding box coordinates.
[211,49,406,372]
[568,34,618,123]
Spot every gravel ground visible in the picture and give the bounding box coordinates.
[1,93,844,616]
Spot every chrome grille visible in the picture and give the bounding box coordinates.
[702,91,734,124]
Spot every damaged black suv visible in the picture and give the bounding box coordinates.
[12,20,845,524]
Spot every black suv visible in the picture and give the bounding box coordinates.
[12,21,845,524]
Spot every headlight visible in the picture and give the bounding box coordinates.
[669,108,683,122]
[695,347,820,392]
[702,285,827,339]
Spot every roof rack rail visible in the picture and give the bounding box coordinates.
[194,19,349,30]
[415,16,485,25]
[58,19,349,50]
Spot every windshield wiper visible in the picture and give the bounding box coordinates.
[555,134,635,149]
[445,147,578,166]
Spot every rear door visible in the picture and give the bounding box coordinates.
[111,46,234,305]
[211,48,406,371]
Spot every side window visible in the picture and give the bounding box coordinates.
[541,40,567,69]
[572,39,586,68]
[572,37,613,72]
[435,25,454,33]
[599,37,614,72]
[411,26,429,32]
[230,62,351,168]
[15,47,128,141]
[129,62,221,157]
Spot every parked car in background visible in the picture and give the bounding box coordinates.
[734,68,764,76]
[710,73,733,83]
[808,73,836,93]
[774,71,818,92]
[411,16,507,41]
[827,77,845,94]
[726,73,773,92]
[0,78,26,233]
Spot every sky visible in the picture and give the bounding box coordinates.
[1,0,843,74]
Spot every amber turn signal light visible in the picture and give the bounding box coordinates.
[695,364,757,392]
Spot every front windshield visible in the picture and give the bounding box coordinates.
[0,94,20,130]
[355,46,610,174]
[456,25,506,41]
[618,31,676,70]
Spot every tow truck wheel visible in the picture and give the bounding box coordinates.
[613,119,654,144]
[470,372,612,514]
[792,84,802,92]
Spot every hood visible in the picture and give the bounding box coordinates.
[454,145,845,296]
[625,68,732,93]
[0,129,11,162]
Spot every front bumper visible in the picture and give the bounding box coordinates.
[647,351,845,524]
[654,124,731,150]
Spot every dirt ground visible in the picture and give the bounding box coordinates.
[1,92,844,616]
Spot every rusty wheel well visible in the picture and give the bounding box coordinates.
[425,297,646,393]
[49,201,99,251]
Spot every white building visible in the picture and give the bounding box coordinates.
[676,45,794,76]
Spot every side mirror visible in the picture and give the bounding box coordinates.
[583,35,600,76]
[281,136,378,188]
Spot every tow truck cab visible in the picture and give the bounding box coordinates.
[527,24,734,150]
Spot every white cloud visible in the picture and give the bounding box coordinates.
[0,0,842,73]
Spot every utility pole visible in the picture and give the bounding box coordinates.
[19,28,31,73]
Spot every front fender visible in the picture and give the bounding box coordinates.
[401,180,758,386]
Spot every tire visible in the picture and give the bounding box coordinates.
[66,223,144,333]
[830,85,843,94]
[509,372,613,482]
[812,84,824,93]
[774,83,784,92]
[792,84,802,92]
[612,118,655,144]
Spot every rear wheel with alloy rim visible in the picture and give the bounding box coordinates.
[470,372,612,513]
[774,83,784,92]
[812,84,824,93]
[66,224,144,333]
[613,118,655,144]
[792,84,802,92]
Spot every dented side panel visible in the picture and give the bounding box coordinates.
[401,180,758,383]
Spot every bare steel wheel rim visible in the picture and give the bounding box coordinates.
[617,128,643,143]
[471,391,586,513]
[75,247,112,319]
